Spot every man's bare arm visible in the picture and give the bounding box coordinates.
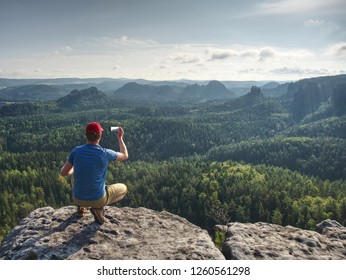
[116,127,128,161]
[60,161,74,176]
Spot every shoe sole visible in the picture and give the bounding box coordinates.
[76,206,88,217]
[90,207,105,224]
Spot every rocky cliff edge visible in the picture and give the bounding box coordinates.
[0,206,224,260]
[1,206,345,260]
[216,219,346,260]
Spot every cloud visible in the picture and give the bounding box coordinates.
[1,31,342,81]
[270,67,330,75]
[47,46,73,57]
[254,0,345,16]
[82,35,160,55]
[326,42,346,57]
[205,48,238,61]
[112,35,158,47]
[240,51,257,59]
[258,48,276,62]
[205,46,313,62]
[172,53,202,64]
[238,67,330,77]
[304,19,325,27]
[304,19,340,35]
[238,68,266,74]
[0,68,45,78]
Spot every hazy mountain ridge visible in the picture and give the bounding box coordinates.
[1,74,345,122]
[0,84,66,102]
[105,80,235,104]
[0,77,274,102]
[1,74,345,106]
[110,82,179,103]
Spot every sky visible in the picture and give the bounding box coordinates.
[1,0,346,81]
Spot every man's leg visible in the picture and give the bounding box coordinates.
[106,183,128,205]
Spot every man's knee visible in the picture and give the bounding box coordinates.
[107,183,128,204]
[119,183,128,195]
[112,183,127,195]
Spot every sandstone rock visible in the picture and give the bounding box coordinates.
[0,206,225,260]
[220,220,346,260]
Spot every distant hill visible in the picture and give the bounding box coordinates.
[111,80,235,104]
[221,80,271,97]
[220,86,265,111]
[0,78,130,100]
[0,84,66,102]
[285,74,346,100]
[111,82,179,103]
[1,75,345,113]
[57,87,110,109]
[284,75,346,120]
[180,80,234,101]
[261,83,289,97]
[261,82,281,89]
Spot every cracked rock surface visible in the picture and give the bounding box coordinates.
[216,220,346,260]
[0,206,224,260]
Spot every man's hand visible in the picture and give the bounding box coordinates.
[116,127,124,139]
[116,127,128,161]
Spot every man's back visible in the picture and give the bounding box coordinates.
[69,144,118,201]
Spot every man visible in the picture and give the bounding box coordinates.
[60,122,128,224]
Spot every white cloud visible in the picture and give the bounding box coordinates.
[205,46,313,62]
[304,19,340,35]
[47,46,73,57]
[238,68,266,75]
[0,34,342,81]
[0,68,45,78]
[205,48,238,61]
[326,42,346,57]
[237,67,331,78]
[254,0,345,16]
[270,67,330,75]
[112,36,159,48]
[88,35,159,51]
[258,48,276,62]
[304,19,325,27]
[172,54,202,64]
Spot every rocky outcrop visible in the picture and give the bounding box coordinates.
[0,206,224,260]
[216,219,346,260]
[2,205,345,260]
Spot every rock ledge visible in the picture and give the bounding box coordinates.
[216,220,346,260]
[0,206,224,260]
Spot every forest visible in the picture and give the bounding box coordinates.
[0,74,345,243]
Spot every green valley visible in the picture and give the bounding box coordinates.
[0,75,345,243]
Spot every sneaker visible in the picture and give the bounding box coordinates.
[90,207,105,224]
[76,206,87,217]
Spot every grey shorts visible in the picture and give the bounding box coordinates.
[73,183,127,208]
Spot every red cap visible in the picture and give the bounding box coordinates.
[85,122,104,134]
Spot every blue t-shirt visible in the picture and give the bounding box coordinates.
[68,144,118,201]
